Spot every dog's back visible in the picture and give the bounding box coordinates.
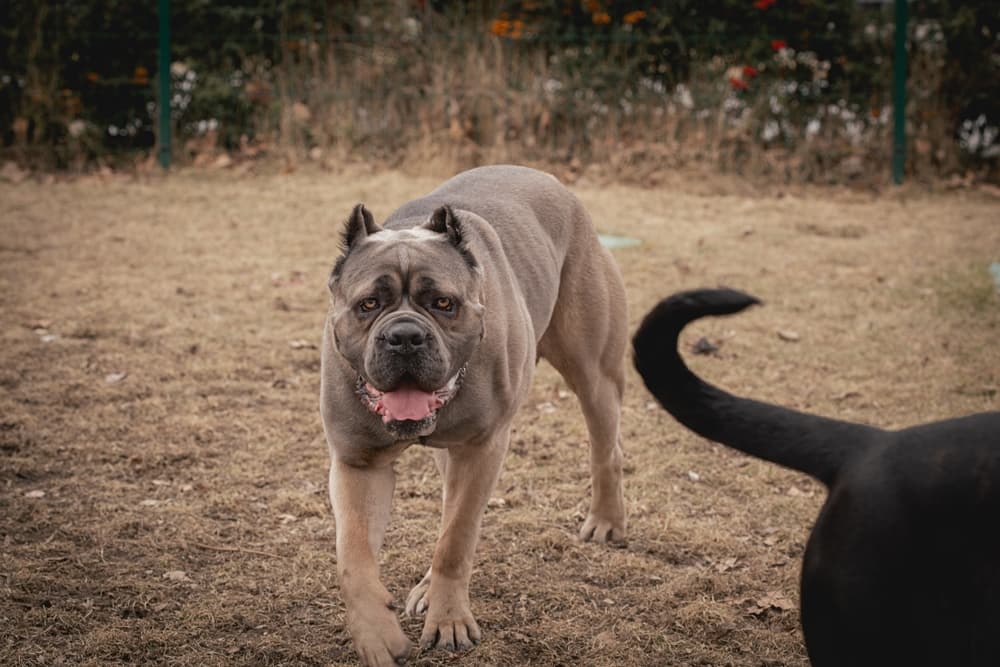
[633,288,1000,666]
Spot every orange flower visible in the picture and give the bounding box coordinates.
[623,10,647,24]
[729,77,749,91]
[592,11,611,24]
[132,66,150,85]
[490,18,524,38]
[490,19,510,36]
[85,71,100,83]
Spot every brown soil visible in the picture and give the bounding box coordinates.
[2,168,998,666]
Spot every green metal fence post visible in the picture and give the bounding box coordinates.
[892,0,908,185]
[157,0,171,169]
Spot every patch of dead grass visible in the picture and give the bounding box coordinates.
[1,168,998,665]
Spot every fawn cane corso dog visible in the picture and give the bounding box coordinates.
[632,287,1000,667]
[321,165,628,665]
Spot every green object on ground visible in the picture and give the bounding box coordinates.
[989,262,1000,292]
[599,234,642,249]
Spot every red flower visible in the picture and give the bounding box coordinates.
[742,65,759,78]
[771,39,787,51]
[729,77,749,91]
[754,0,776,10]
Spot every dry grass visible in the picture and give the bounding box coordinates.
[1,166,998,666]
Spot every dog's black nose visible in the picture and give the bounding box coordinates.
[384,321,426,354]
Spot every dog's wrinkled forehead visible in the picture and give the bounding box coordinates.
[329,204,479,296]
[338,239,465,296]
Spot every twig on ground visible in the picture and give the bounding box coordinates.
[189,541,284,559]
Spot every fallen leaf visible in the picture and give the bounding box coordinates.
[747,591,796,616]
[487,497,507,508]
[687,470,701,482]
[105,372,127,383]
[140,499,160,507]
[278,514,297,524]
[25,490,46,499]
[40,334,60,343]
[592,629,617,648]
[714,556,739,573]
[163,570,190,582]
[536,401,557,414]
[288,340,317,350]
[777,330,800,342]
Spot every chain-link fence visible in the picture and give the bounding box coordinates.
[1,1,997,182]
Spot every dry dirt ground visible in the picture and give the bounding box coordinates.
[2,167,998,667]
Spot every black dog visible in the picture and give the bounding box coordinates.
[632,288,1000,667]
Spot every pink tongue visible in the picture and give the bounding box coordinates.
[380,386,441,422]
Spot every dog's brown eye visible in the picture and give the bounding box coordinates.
[359,297,379,313]
[433,297,454,312]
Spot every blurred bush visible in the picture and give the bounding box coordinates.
[0,0,996,181]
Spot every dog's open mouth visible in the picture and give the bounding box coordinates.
[356,366,466,427]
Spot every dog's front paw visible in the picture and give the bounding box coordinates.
[419,608,481,653]
[404,568,432,616]
[417,583,481,652]
[579,511,626,544]
[346,593,413,666]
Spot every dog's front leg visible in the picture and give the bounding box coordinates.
[416,430,509,652]
[329,455,412,666]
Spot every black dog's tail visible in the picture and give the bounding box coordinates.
[633,288,881,487]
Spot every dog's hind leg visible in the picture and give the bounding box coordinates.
[539,245,627,543]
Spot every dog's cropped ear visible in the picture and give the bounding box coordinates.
[424,205,461,244]
[342,203,381,250]
[423,205,477,269]
[330,204,381,287]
